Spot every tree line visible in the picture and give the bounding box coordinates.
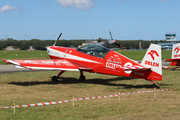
[0,38,177,50]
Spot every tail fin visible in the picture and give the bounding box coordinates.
[171,43,180,59]
[165,43,180,66]
[140,43,162,81]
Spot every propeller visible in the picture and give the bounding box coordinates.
[109,30,123,48]
[53,33,62,46]
[35,33,62,51]
[109,30,113,40]
[97,30,122,48]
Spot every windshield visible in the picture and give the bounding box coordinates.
[77,44,110,58]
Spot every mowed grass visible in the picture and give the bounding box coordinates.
[0,69,180,120]
[116,49,172,60]
[0,50,50,65]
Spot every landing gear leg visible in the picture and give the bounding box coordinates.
[52,70,65,82]
[147,79,160,89]
[79,71,86,81]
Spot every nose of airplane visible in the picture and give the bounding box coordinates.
[46,47,50,54]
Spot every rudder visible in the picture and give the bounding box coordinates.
[140,43,162,81]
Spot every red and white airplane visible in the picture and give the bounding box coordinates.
[4,33,163,87]
[165,43,180,69]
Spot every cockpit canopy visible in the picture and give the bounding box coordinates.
[77,44,110,58]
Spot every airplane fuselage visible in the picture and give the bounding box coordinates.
[47,45,155,80]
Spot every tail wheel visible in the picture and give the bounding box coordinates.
[52,76,58,82]
[79,75,86,81]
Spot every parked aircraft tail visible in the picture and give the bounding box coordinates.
[165,43,180,66]
[104,43,162,85]
[140,43,162,81]
[171,43,180,59]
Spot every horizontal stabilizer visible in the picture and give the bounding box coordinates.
[165,58,180,62]
[162,66,171,69]
[121,65,151,71]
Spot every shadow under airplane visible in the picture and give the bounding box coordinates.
[8,76,172,89]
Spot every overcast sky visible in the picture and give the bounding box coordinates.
[0,0,180,40]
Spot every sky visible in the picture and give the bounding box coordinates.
[0,0,180,41]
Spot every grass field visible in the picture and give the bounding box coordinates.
[0,50,49,65]
[0,70,180,120]
[0,49,179,120]
[116,49,172,60]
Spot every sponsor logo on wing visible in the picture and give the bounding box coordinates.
[42,60,68,64]
[24,60,38,64]
[145,50,159,67]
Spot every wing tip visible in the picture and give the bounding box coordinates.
[4,60,9,64]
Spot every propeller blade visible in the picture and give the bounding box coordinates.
[109,30,113,40]
[53,33,62,46]
[57,33,62,41]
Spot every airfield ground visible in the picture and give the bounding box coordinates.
[0,69,180,119]
[0,50,179,119]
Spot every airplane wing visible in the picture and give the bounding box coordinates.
[4,60,91,71]
[162,66,171,69]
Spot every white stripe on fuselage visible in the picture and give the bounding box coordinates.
[47,47,102,64]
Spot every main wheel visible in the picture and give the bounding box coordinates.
[52,76,58,82]
[79,75,86,81]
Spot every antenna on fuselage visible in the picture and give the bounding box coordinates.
[53,33,62,46]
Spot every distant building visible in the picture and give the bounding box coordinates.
[6,46,14,51]
[157,43,177,49]
[158,33,179,49]
[165,34,176,42]
[5,46,19,51]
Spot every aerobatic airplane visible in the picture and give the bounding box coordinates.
[165,43,180,69]
[4,33,163,87]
